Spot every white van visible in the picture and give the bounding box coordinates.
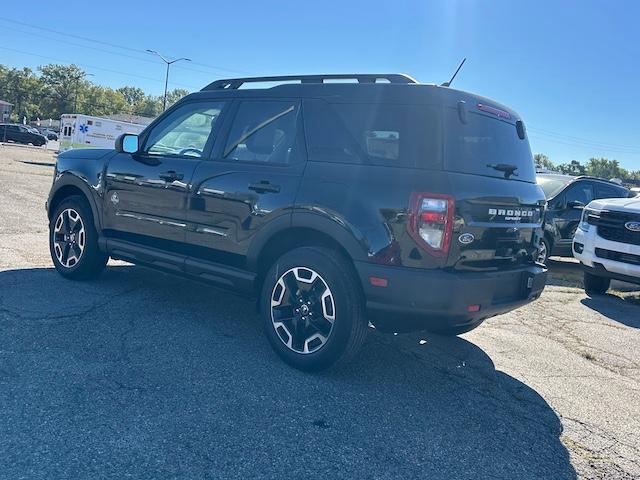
[59,114,146,151]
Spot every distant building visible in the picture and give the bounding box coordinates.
[104,113,154,126]
[0,100,13,122]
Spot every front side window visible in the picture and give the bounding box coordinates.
[224,100,300,164]
[143,101,226,158]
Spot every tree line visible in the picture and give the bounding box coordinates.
[534,154,640,183]
[0,63,189,121]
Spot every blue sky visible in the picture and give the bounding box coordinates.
[1,1,639,170]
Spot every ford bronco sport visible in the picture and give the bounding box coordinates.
[47,73,547,370]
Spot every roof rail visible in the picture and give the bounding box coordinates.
[202,73,418,90]
[574,175,621,184]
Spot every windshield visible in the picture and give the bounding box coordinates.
[444,109,535,182]
[537,175,571,198]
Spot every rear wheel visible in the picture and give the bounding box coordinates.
[584,272,610,295]
[260,247,367,371]
[49,195,108,280]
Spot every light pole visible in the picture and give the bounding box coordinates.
[146,50,191,111]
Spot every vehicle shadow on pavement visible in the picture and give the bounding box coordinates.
[580,295,640,328]
[0,265,576,480]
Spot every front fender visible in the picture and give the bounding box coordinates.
[48,149,114,229]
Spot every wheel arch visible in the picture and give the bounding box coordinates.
[48,176,101,231]
[248,214,368,294]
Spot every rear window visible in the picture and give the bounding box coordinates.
[537,175,571,198]
[444,109,535,182]
[303,100,442,169]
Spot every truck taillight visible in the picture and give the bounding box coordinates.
[407,193,454,257]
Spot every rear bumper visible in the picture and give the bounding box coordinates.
[355,261,547,330]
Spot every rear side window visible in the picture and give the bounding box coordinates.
[444,109,536,182]
[224,100,301,164]
[596,184,626,199]
[303,100,442,169]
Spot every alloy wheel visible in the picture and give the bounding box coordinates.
[270,267,336,354]
[53,208,86,268]
[537,240,548,264]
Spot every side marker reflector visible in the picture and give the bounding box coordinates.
[369,276,388,288]
[467,304,481,312]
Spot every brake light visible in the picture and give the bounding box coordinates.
[407,193,455,257]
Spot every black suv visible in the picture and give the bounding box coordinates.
[536,173,630,263]
[47,74,547,370]
[0,123,47,146]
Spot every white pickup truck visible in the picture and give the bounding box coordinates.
[573,197,640,294]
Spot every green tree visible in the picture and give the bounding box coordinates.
[0,67,43,121]
[557,160,586,176]
[165,88,189,108]
[585,157,628,180]
[39,64,88,117]
[82,85,128,116]
[116,86,146,110]
[133,95,163,117]
[534,153,555,171]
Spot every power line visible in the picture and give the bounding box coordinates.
[528,134,640,155]
[528,126,640,150]
[0,16,250,76]
[0,45,201,90]
[0,23,244,79]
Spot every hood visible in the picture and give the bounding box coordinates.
[57,148,114,161]
[587,197,640,214]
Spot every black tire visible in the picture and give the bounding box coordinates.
[537,237,551,264]
[49,195,108,280]
[584,272,610,295]
[260,247,367,371]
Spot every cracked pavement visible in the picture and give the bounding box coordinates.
[1,144,639,479]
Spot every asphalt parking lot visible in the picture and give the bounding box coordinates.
[1,144,639,480]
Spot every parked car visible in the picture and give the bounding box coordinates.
[573,197,640,294]
[38,127,59,141]
[0,123,47,146]
[46,73,547,371]
[536,174,630,263]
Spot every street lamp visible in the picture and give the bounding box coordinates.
[146,50,191,111]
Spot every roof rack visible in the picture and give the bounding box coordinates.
[574,175,621,184]
[202,73,418,91]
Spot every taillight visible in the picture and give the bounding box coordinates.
[407,193,455,257]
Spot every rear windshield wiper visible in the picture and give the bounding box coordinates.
[487,163,519,179]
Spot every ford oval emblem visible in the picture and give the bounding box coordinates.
[625,221,640,232]
[458,233,475,245]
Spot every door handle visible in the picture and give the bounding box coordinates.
[248,181,281,193]
[159,170,184,182]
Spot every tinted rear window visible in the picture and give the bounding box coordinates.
[444,109,535,182]
[537,175,571,198]
[303,100,442,169]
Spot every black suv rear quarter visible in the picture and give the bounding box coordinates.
[47,74,547,370]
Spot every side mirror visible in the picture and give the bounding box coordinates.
[567,200,585,209]
[115,133,139,154]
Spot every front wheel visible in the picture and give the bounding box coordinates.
[537,237,550,264]
[584,272,610,295]
[49,195,108,280]
[260,247,367,371]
